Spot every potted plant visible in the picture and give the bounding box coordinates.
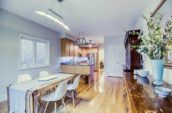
[137,13,172,85]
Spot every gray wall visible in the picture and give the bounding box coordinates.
[0,9,61,101]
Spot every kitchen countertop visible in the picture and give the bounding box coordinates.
[61,63,94,66]
[123,72,172,113]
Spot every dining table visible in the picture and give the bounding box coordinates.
[7,73,75,113]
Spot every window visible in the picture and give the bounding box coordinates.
[168,49,172,63]
[19,34,50,69]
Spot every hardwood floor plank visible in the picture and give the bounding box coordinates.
[0,101,7,113]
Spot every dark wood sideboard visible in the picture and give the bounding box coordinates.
[123,71,172,113]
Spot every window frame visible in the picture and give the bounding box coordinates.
[19,34,50,70]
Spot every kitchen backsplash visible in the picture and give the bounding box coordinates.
[60,57,88,64]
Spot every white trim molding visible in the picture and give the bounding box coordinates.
[0,93,7,102]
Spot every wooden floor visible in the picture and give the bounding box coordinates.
[0,72,125,113]
[0,101,7,113]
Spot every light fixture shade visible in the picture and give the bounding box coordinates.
[74,38,90,45]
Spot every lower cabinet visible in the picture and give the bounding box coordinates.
[61,65,90,75]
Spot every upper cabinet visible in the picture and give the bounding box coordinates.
[61,38,70,56]
[61,38,99,57]
[74,45,78,56]
[82,48,88,57]
[69,40,74,56]
[61,38,78,57]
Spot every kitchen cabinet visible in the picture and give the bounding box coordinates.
[74,65,90,74]
[74,45,78,56]
[61,38,70,56]
[82,47,88,57]
[69,40,74,56]
[61,64,94,84]
[61,38,75,57]
[61,65,90,75]
[61,38,99,59]
[61,65,66,72]
[78,47,82,56]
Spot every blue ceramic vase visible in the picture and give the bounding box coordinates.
[151,60,164,84]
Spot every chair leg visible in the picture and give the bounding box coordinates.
[62,98,69,113]
[54,102,57,113]
[72,91,75,107]
[44,101,49,113]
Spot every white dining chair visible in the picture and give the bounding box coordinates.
[39,71,50,78]
[41,81,69,113]
[17,74,32,83]
[67,75,80,106]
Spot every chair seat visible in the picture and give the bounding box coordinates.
[67,84,75,91]
[41,92,61,102]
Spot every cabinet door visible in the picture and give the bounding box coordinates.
[75,66,90,74]
[69,40,74,56]
[78,47,82,56]
[65,65,76,74]
[61,38,70,56]
[61,65,66,73]
[65,39,70,56]
[61,39,66,56]
[83,48,87,57]
[81,48,84,56]
[74,45,78,56]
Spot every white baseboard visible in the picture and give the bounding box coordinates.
[0,93,7,102]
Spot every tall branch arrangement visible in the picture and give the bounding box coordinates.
[138,13,172,59]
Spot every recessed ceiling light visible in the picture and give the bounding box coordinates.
[35,11,70,31]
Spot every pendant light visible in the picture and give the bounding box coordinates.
[74,32,90,46]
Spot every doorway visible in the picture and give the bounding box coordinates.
[99,46,104,73]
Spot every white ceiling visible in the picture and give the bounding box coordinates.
[0,0,157,43]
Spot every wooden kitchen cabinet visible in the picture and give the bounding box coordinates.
[61,64,67,72]
[61,64,94,84]
[69,40,74,56]
[61,65,76,74]
[61,38,70,56]
[61,38,98,57]
[61,65,90,74]
[78,47,82,56]
[61,39,66,57]
[74,45,78,56]
[61,38,74,57]
[75,65,90,74]
[82,48,88,57]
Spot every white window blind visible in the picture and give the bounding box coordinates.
[168,50,172,62]
[19,34,50,69]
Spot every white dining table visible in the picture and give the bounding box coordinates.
[7,73,75,113]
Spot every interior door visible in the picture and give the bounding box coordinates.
[106,45,124,77]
